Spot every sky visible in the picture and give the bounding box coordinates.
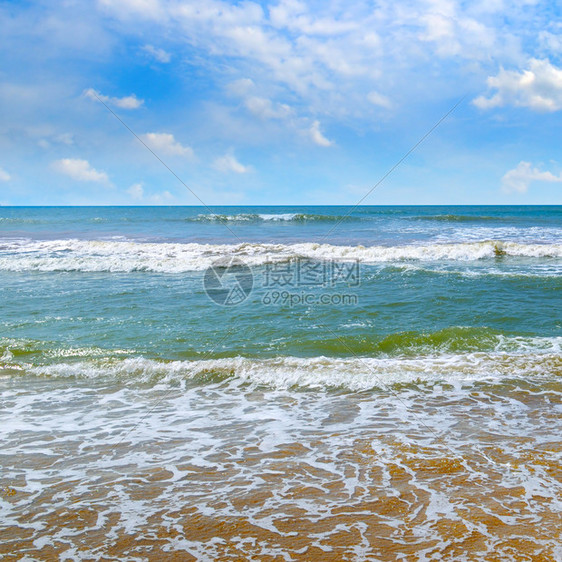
[1,0,562,206]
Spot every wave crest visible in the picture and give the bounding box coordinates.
[416,214,498,223]
[186,213,355,223]
[2,334,560,390]
[3,352,560,391]
[0,239,560,272]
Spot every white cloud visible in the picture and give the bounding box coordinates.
[142,44,171,63]
[127,183,144,199]
[0,167,11,182]
[84,88,144,109]
[214,153,251,174]
[227,78,255,97]
[269,0,359,36]
[52,158,110,183]
[501,161,562,193]
[140,132,194,158]
[309,120,333,147]
[38,132,74,149]
[126,182,175,203]
[367,90,393,109]
[245,96,293,120]
[474,59,562,112]
[98,0,529,122]
[539,31,562,54]
[98,0,164,20]
[55,133,74,145]
[150,190,174,203]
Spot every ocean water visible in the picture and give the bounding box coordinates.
[1,205,561,560]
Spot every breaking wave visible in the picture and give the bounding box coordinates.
[0,239,560,272]
[3,351,560,391]
[2,334,560,391]
[186,213,356,223]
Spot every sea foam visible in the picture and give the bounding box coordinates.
[0,239,560,273]
[4,334,559,390]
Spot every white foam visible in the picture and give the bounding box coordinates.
[195,213,299,222]
[257,213,298,221]
[3,350,562,559]
[0,239,559,273]
[22,346,562,390]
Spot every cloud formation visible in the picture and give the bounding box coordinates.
[245,96,293,120]
[84,88,144,109]
[0,167,11,182]
[474,59,562,112]
[52,159,109,183]
[367,90,392,109]
[214,153,251,174]
[126,182,174,203]
[127,183,144,199]
[142,44,171,63]
[3,0,562,204]
[501,161,562,193]
[309,120,333,147]
[97,0,532,117]
[140,133,194,158]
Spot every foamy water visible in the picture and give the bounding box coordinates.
[0,238,560,273]
[3,365,562,560]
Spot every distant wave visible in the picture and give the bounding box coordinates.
[186,213,356,223]
[0,217,44,225]
[0,216,113,225]
[416,214,500,223]
[0,239,560,272]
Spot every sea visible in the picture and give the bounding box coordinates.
[1,205,561,561]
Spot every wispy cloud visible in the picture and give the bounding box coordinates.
[38,133,74,149]
[309,120,333,147]
[245,96,293,120]
[51,158,110,183]
[98,0,524,120]
[84,88,144,109]
[4,0,562,204]
[214,153,251,174]
[98,0,164,20]
[140,133,194,158]
[0,167,11,182]
[127,182,144,200]
[502,161,562,193]
[269,0,359,35]
[142,44,171,63]
[126,182,174,203]
[367,90,392,109]
[474,59,562,112]
[150,190,174,203]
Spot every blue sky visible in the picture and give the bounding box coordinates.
[1,0,562,205]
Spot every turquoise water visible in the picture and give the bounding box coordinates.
[1,206,561,559]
